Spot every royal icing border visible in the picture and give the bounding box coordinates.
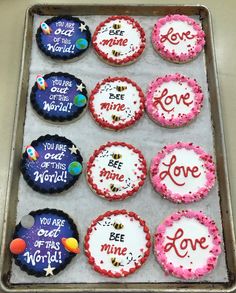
[155,210,222,279]
[87,141,147,201]
[21,134,83,194]
[152,14,205,63]
[36,16,91,61]
[30,72,88,122]
[12,208,79,277]
[89,77,145,130]
[84,209,151,278]
[150,142,216,203]
[92,15,146,65]
[146,74,204,128]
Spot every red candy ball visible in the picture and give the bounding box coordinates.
[10,238,27,254]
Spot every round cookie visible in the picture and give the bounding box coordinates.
[84,210,151,278]
[150,142,216,203]
[89,77,145,130]
[146,74,204,128]
[155,210,222,279]
[87,142,147,201]
[10,209,80,277]
[31,72,87,123]
[21,134,83,194]
[92,15,146,66]
[152,14,205,63]
[36,16,91,61]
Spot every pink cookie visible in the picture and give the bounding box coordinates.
[155,210,222,279]
[89,77,145,131]
[152,14,205,63]
[150,142,216,203]
[92,16,146,66]
[146,74,204,128]
[84,210,151,278]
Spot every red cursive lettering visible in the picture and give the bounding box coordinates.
[164,228,209,258]
[100,102,125,112]
[153,88,193,113]
[100,38,128,47]
[159,155,201,186]
[99,168,124,182]
[160,27,195,45]
[101,243,127,255]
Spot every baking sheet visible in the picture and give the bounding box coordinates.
[10,13,228,284]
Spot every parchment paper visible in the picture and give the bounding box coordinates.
[10,14,228,284]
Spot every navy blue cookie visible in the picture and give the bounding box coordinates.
[11,209,79,277]
[30,72,87,122]
[21,135,83,194]
[36,16,91,61]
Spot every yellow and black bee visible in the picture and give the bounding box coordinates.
[116,85,127,92]
[110,184,119,192]
[111,114,120,122]
[112,153,122,160]
[111,257,121,267]
[112,50,121,57]
[113,23,121,29]
[113,222,124,229]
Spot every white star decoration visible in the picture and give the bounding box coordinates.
[79,23,87,32]
[76,83,85,92]
[69,145,79,154]
[43,263,55,276]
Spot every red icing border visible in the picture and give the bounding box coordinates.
[146,74,204,128]
[87,141,147,201]
[92,15,146,65]
[150,142,216,203]
[89,77,145,130]
[84,209,151,278]
[155,210,222,279]
[152,14,205,63]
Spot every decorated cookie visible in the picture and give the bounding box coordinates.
[155,210,222,279]
[92,15,146,65]
[10,209,80,277]
[31,72,87,122]
[89,77,145,130]
[84,210,151,277]
[146,74,204,128]
[87,142,147,201]
[21,135,83,194]
[36,16,91,61]
[150,142,216,203]
[152,14,205,63]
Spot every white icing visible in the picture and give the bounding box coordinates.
[158,148,207,195]
[88,214,148,274]
[153,81,194,119]
[163,217,213,270]
[95,18,142,60]
[92,80,141,126]
[159,21,197,55]
[89,144,144,198]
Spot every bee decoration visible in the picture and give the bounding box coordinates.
[111,257,122,267]
[111,114,120,122]
[112,50,121,57]
[110,184,119,192]
[116,85,127,92]
[113,23,121,29]
[113,222,124,230]
[112,153,122,160]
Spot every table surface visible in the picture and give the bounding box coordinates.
[0,0,235,258]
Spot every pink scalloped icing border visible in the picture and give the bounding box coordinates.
[152,14,205,63]
[155,209,222,280]
[146,74,204,128]
[150,142,216,203]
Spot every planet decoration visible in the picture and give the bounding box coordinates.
[68,161,83,176]
[75,38,88,50]
[20,214,35,229]
[74,94,87,108]
[10,238,27,254]
[61,237,80,254]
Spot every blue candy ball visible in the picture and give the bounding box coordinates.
[68,161,82,176]
[75,38,88,50]
[74,94,87,107]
